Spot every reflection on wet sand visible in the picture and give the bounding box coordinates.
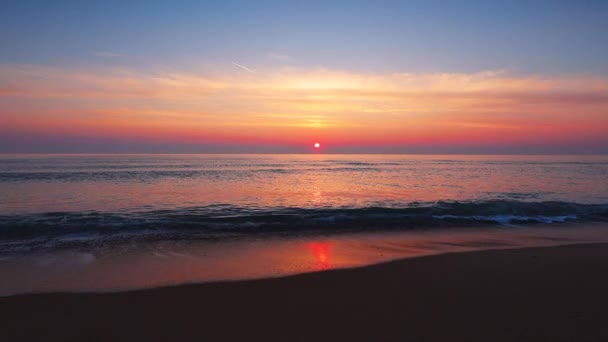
[307,242,334,270]
[1,223,608,296]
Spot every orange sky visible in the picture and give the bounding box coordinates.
[1,64,607,152]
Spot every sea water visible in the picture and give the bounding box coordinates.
[1,154,607,294]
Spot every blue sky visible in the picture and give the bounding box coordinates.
[2,0,607,74]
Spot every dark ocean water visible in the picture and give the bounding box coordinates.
[1,154,608,253]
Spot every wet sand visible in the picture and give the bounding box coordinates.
[2,243,608,341]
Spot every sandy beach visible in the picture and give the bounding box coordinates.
[2,243,608,341]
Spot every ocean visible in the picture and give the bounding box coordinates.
[1,154,608,294]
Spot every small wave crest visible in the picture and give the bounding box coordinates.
[1,201,607,253]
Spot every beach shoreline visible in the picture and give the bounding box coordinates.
[3,242,608,341]
[3,222,608,296]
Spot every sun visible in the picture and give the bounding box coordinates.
[314,142,320,148]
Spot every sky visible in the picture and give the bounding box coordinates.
[1,0,607,154]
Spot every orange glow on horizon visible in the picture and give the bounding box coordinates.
[1,64,607,149]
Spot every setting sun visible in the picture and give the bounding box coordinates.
[314,143,320,148]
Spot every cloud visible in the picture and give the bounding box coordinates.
[266,53,294,62]
[231,61,255,73]
[92,51,126,58]
[1,63,607,147]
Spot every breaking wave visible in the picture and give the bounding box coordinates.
[1,200,607,253]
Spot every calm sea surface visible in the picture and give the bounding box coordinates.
[2,154,608,212]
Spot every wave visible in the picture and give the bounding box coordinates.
[0,166,388,182]
[1,200,607,253]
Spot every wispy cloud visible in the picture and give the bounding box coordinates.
[92,51,125,58]
[1,64,607,146]
[266,53,294,62]
[231,61,255,73]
